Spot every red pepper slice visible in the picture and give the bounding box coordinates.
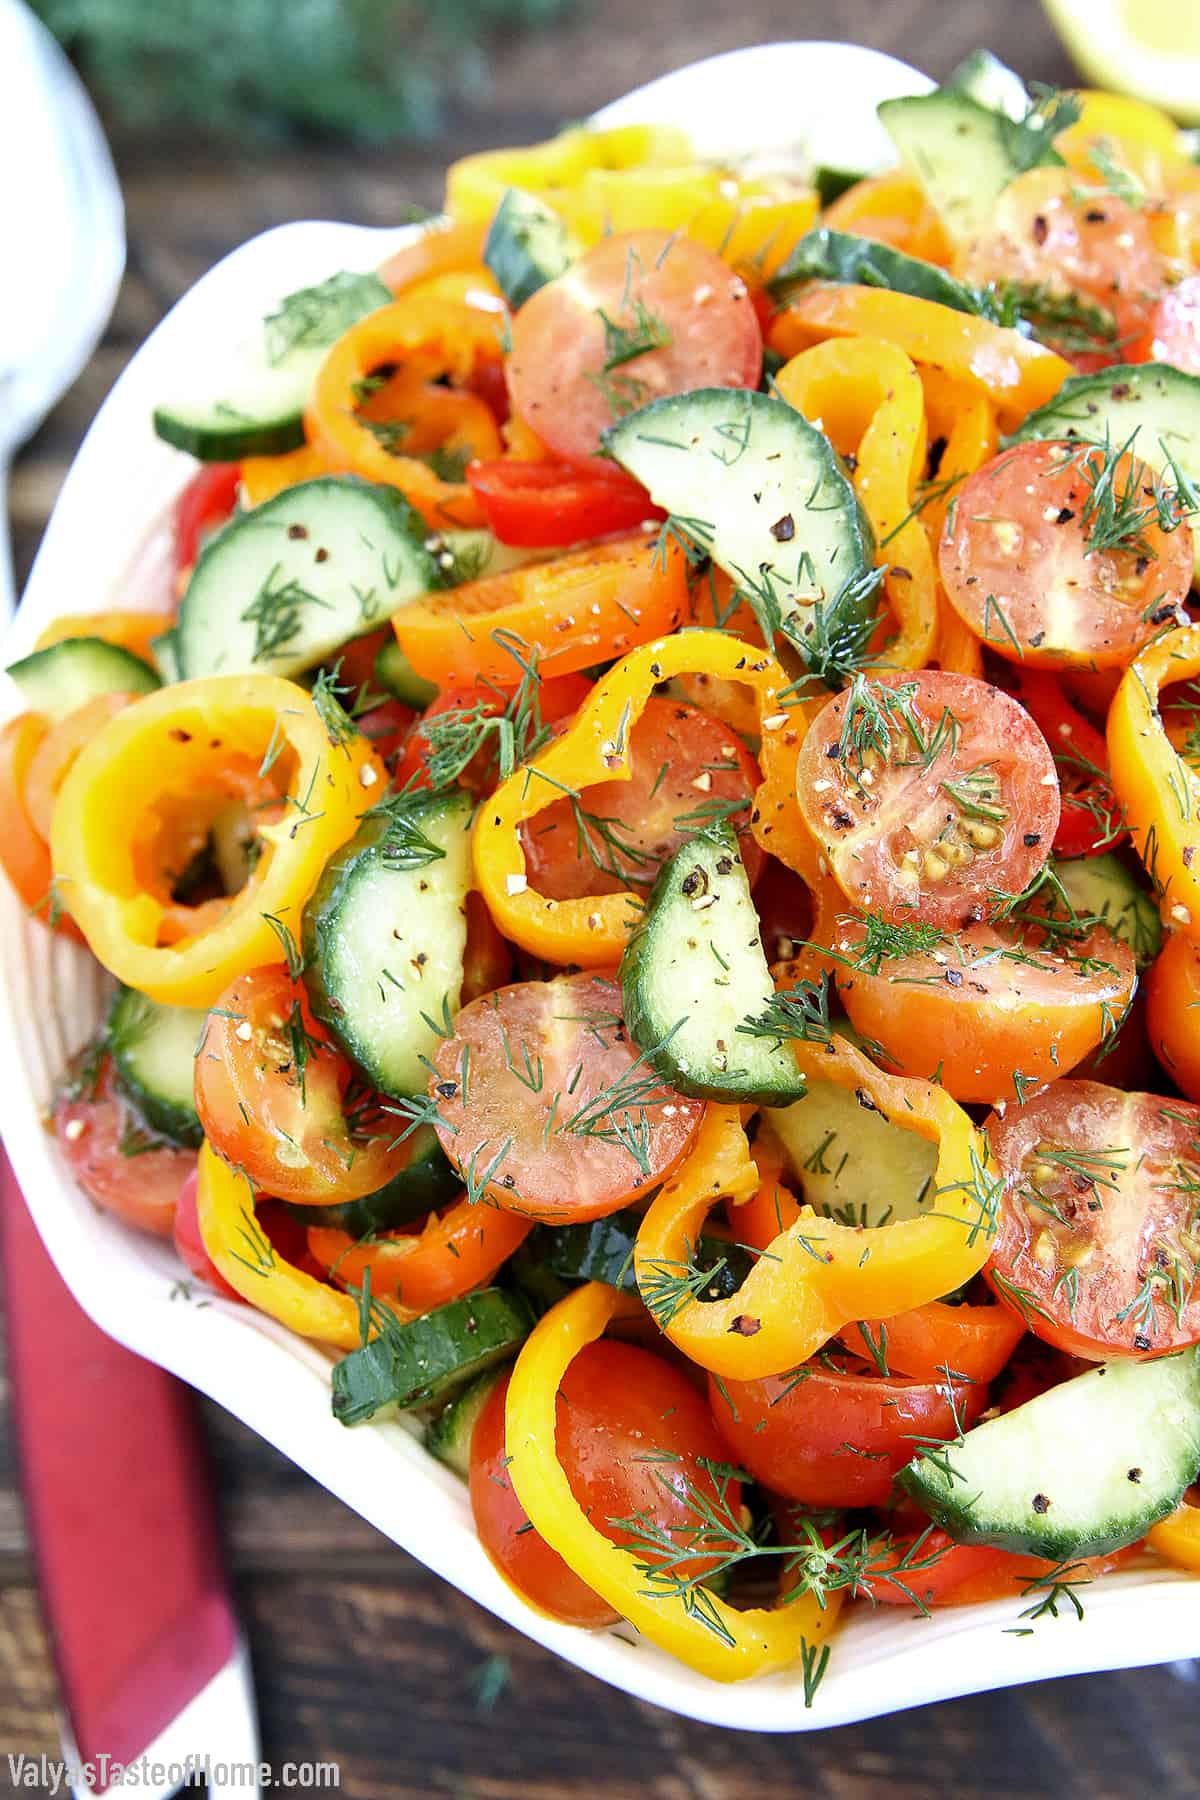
[1017,669,1125,857]
[465,458,661,547]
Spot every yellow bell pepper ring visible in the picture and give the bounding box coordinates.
[634,1051,997,1380]
[473,629,802,965]
[504,1281,842,1682]
[51,674,382,1007]
[195,1143,389,1349]
[1108,624,1200,938]
[1147,1498,1200,1573]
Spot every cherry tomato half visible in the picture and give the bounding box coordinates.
[709,1358,985,1508]
[940,442,1192,670]
[506,230,762,463]
[195,966,407,1204]
[985,1079,1200,1359]
[465,458,661,547]
[825,914,1136,1105]
[174,462,241,572]
[429,971,702,1223]
[54,1049,195,1240]
[795,671,1059,930]
[470,1341,740,1627]
[521,695,763,901]
[173,1169,240,1298]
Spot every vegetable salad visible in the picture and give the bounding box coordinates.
[6,48,1200,1694]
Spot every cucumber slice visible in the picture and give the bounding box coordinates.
[945,49,1030,121]
[106,987,204,1147]
[899,1347,1200,1559]
[175,476,440,680]
[813,165,869,208]
[604,388,877,677]
[1054,853,1163,969]
[1012,363,1200,580]
[283,1128,460,1235]
[425,1367,505,1476]
[519,1206,755,1295]
[878,89,1057,244]
[332,1288,533,1424]
[484,187,573,310]
[769,228,983,312]
[766,1081,938,1229]
[621,823,806,1105]
[7,637,160,721]
[303,789,473,1098]
[374,636,438,709]
[153,270,392,461]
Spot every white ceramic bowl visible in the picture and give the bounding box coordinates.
[2,42,1197,1731]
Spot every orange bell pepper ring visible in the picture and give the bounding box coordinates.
[474,628,807,963]
[1108,623,1200,938]
[634,1047,998,1380]
[774,338,937,671]
[391,532,688,692]
[0,714,83,940]
[768,285,1072,430]
[1148,1497,1200,1573]
[195,1144,387,1349]
[306,1196,531,1313]
[306,278,507,529]
[51,674,382,1006]
[504,1281,843,1682]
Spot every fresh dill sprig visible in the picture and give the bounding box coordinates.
[241,564,333,663]
[598,298,671,371]
[1074,430,1196,559]
[415,633,553,791]
[738,973,833,1047]
[364,795,446,871]
[977,280,1121,356]
[262,911,305,980]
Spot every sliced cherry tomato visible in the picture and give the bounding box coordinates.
[470,1342,740,1627]
[174,462,241,571]
[506,229,762,463]
[54,1049,195,1240]
[429,971,702,1223]
[985,1078,1200,1359]
[521,695,763,901]
[465,458,661,547]
[1015,669,1126,856]
[859,1526,1138,1608]
[795,671,1059,930]
[1075,984,1154,1091]
[824,913,1137,1104]
[838,1300,1025,1387]
[940,441,1192,670]
[1129,274,1200,376]
[173,1168,240,1298]
[709,1357,985,1508]
[395,672,590,796]
[960,167,1164,367]
[352,698,417,773]
[0,714,83,939]
[1147,930,1200,1102]
[195,966,407,1204]
[749,857,814,964]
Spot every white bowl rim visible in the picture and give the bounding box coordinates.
[2,39,1197,1733]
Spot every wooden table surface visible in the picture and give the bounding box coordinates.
[6,2,1199,1792]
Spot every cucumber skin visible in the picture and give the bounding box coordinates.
[153,407,306,462]
[331,1288,533,1424]
[425,1366,506,1475]
[898,1349,1200,1559]
[283,1131,460,1235]
[769,228,980,314]
[105,987,204,1148]
[484,187,572,310]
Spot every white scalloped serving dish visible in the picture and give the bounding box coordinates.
[2,42,1196,1731]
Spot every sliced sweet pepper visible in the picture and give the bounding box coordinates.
[633,1052,998,1380]
[0,715,83,940]
[1147,1497,1200,1572]
[306,1197,531,1313]
[768,285,1072,429]
[1107,623,1200,935]
[51,674,381,1006]
[823,169,952,266]
[918,369,997,677]
[195,1143,386,1349]
[474,628,810,962]
[34,610,174,666]
[774,338,937,670]
[392,533,688,693]
[504,1281,843,1682]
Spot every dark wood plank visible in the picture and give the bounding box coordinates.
[5,2,1194,1791]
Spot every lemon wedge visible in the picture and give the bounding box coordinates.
[1043,0,1200,123]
